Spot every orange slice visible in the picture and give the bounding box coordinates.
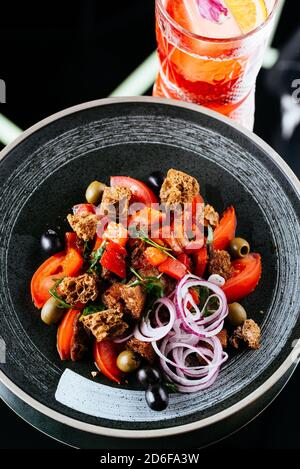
[224,0,268,34]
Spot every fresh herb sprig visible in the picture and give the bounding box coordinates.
[87,240,106,274]
[81,303,106,317]
[49,279,80,310]
[128,226,176,260]
[129,266,165,310]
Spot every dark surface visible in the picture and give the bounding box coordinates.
[0,0,300,450]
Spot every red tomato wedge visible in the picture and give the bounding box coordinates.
[31,232,83,309]
[57,309,79,360]
[213,206,237,250]
[222,253,262,303]
[158,257,187,280]
[94,340,124,384]
[31,252,66,309]
[110,176,158,205]
[194,246,208,278]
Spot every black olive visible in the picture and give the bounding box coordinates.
[145,384,169,411]
[40,229,64,255]
[137,366,161,388]
[147,171,165,195]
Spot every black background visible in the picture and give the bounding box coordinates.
[1,0,300,449]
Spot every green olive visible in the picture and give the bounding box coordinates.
[228,302,247,326]
[41,297,64,325]
[85,180,106,205]
[228,237,250,258]
[117,350,141,373]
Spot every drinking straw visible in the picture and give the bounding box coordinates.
[0,114,22,146]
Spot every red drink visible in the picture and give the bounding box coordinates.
[154,0,278,129]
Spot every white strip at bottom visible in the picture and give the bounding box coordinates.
[55,369,185,422]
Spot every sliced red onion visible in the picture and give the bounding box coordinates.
[175,274,228,338]
[113,332,133,344]
[152,326,228,393]
[133,297,176,342]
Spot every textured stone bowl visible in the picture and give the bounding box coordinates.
[0,97,300,447]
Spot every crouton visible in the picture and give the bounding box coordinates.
[130,239,148,270]
[102,283,123,309]
[204,204,219,228]
[82,307,128,342]
[230,319,261,350]
[99,186,132,219]
[160,169,200,205]
[103,281,146,320]
[120,282,146,320]
[59,273,98,305]
[70,312,90,361]
[127,338,156,363]
[67,213,98,241]
[216,328,228,348]
[208,249,233,281]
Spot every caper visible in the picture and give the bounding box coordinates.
[85,180,106,205]
[41,297,64,325]
[228,302,247,326]
[228,237,250,258]
[116,350,141,373]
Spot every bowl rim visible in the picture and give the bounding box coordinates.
[0,96,300,439]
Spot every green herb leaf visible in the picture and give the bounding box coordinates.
[81,303,106,317]
[193,285,220,317]
[87,240,106,274]
[164,382,178,393]
[49,279,80,310]
[83,241,92,261]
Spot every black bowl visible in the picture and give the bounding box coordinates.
[1,97,300,447]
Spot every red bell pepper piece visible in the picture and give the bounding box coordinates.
[73,203,95,215]
[213,206,237,250]
[177,253,192,272]
[144,246,168,267]
[100,241,127,279]
[94,339,124,384]
[158,257,187,280]
[194,246,208,278]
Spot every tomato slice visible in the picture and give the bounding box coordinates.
[158,257,187,280]
[31,232,83,309]
[222,253,262,303]
[93,340,124,384]
[213,206,237,250]
[57,309,79,360]
[110,176,158,205]
[194,246,208,278]
[31,252,66,309]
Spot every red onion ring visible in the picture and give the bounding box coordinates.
[133,297,176,342]
[175,274,228,338]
